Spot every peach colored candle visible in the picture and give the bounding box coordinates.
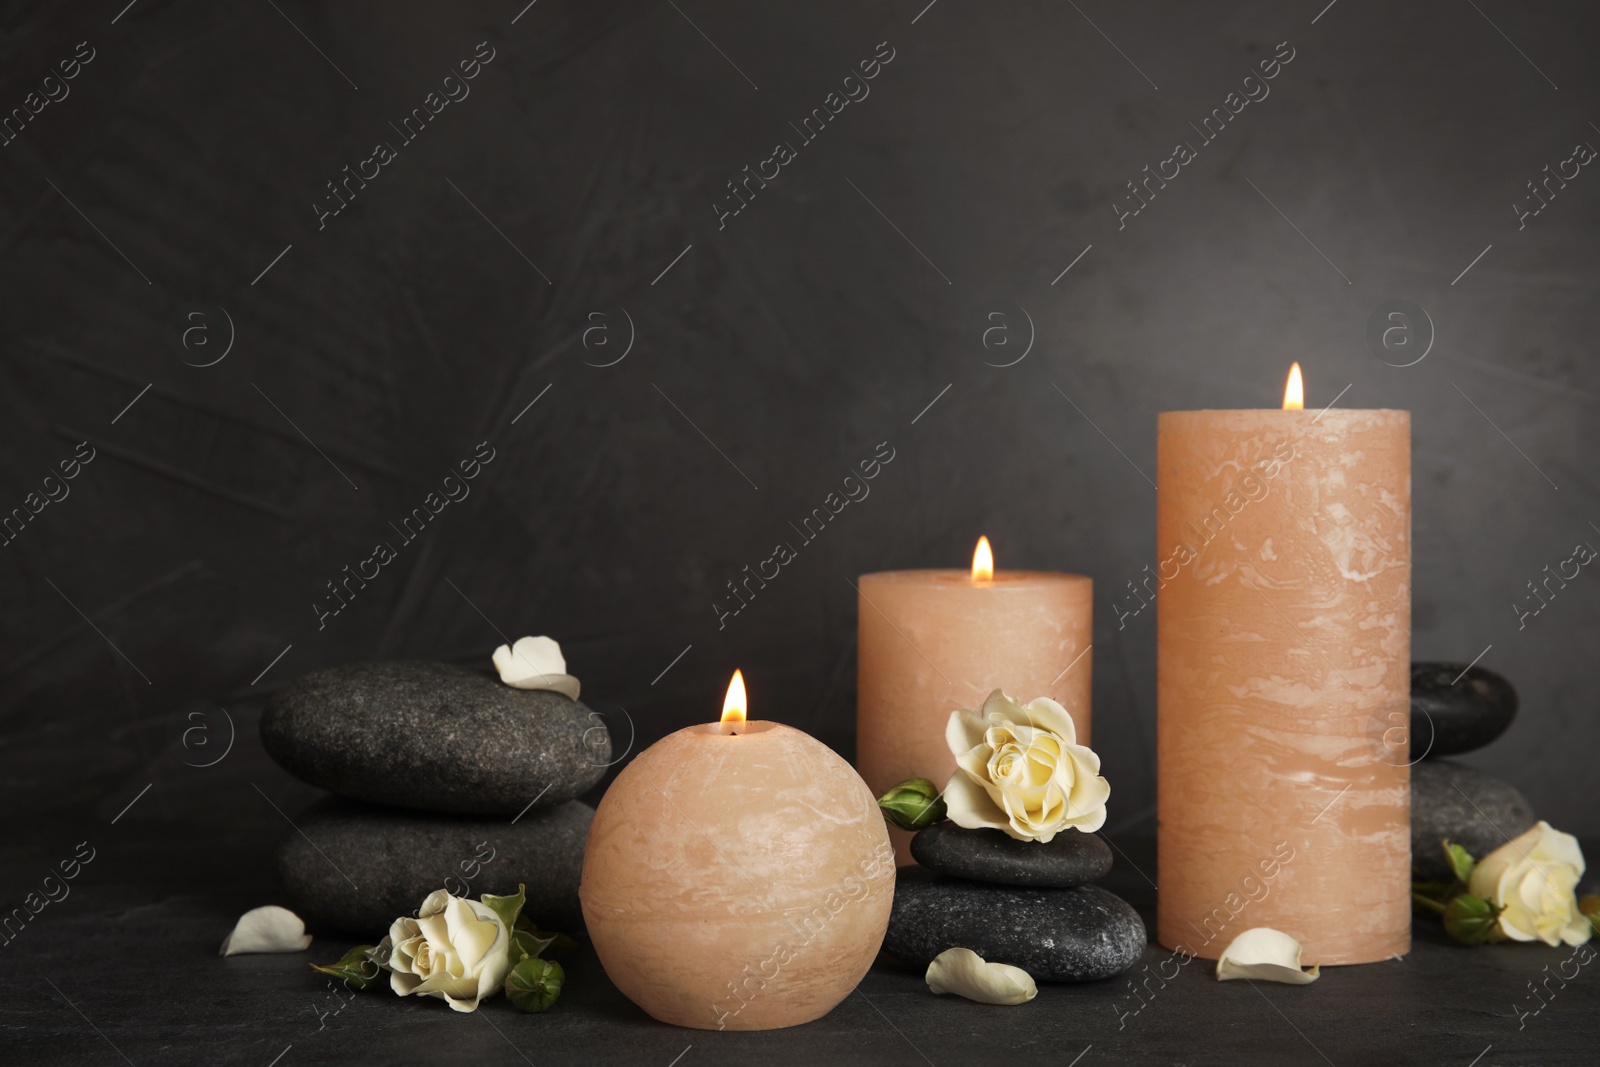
[581,671,894,1031]
[857,539,1093,864]
[1157,364,1411,965]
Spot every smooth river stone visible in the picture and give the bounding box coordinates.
[261,661,609,815]
[885,867,1145,982]
[1411,760,1536,881]
[1410,661,1518,759]
[911,824,1113,888]
[276,797,592,934]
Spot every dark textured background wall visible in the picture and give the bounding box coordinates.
[2,1,1596,837]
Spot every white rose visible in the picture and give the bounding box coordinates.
[944,689,1109,843]
[378,889,512,1012]
[1468,820,1591,947]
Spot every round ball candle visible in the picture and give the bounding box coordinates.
[857,538,1093,863]
[581,671,895,1031]
[1157,364,1411,965]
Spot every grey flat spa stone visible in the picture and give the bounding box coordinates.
[261,661,609,815]
[1410,661,1518,759]
[885,867,1145,982]
[275,797,592,934]
[1412,759,1536,880]
[911,823,1113,888]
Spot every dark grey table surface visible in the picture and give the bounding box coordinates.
[3,820,1595,1067]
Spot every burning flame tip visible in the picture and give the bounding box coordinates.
[972,536,994,582]
[1283,362,1304,411]
[720,669,747,726]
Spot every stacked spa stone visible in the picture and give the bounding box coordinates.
[1409,661,1532,881]
[260,661,608,933]
[885,824,1144,982]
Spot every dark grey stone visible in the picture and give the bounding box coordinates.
[911,823,1113,888]
[1411,661,1518,758]
[261,661,609,815]
[1412,760,1537,880]
[275,796,592,935]
[884,867,1145,982]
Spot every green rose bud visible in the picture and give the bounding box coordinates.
[505,957,564,1013]
[877,778,946,831]
[1442,894,1501,945]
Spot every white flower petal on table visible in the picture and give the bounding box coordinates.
[492,635,581,699]
[925,948,1038,1005]
[219,905,312,956]
[1215,927,1320,984]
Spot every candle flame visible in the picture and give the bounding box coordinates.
[972,536,994,582]
[1283,362,1304,410]
[720,669,747,727]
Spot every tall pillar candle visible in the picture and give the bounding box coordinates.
[857,540,1092,864]
[1156,373,1410,965]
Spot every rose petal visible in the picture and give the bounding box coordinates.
[946,709,991,757]
[979,689,1022,721]
[492,636,581,699]
[442,897,505,974]
[926,948,1038,1005]
[1018,696,1078,745]
[1216,927,1320,984]
[219,905,312,956]
[943,772,1012,834]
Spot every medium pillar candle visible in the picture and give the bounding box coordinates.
[1157,383,1410,965]
[581,673,894,1031]
[857,541,1092,863]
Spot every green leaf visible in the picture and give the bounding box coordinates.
[311,944,382,990]
[1442,841,1476,885]
[505,957,564,1013]
[1442,894,1501,944]
[513,915,578,959]
[512,929,557,963]
[541,932,579,958]
[480,884,526,936]
[877,778,946,831]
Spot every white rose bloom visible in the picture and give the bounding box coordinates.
[379,890,512,1012]
[944,689,1109,843]
[1468,820,1591,948]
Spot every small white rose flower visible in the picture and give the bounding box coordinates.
[1468,820,1591,948]
[380,889,512,1013]
[925,947,1037,1005]
[492,635,580,700]
[1215,927,1320,984]
[943,690,1109,842]
[219,905,312,956]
